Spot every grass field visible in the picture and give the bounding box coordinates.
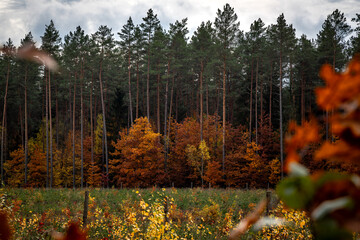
[1,187,312,239]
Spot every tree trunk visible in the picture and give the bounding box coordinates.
[81,64,84,188]
[136,61,139,119]
[279,51,284,180]
[45,71,49,188]
[48,69,53,188]
[255,58,258,145]
[157,65,160,133]
[1,63,9,185]
[249,59,254,143]
[260,66,264,123]
[99,60,109,187]
[90,73,94,186]
[164,62,169,176]
[147,47,150,120]
[56,86,59,147]
[128,52,133,125]
[73,73,76,189]
[269,61,273,128]
[200,60,204,188]
[301,68,305,123]
[222,60,226,183]
[24,65,28,186]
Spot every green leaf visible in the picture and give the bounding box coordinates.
[276,176,315,209]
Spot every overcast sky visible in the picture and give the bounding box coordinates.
[0,0,359,47]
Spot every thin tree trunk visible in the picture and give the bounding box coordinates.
[249,59,254,143]
[99,60,109,187]
[206,79,209,118]
[1,63,9,186]
[136,61,139,119]
[200,60,204,188]
[56,86,59,147]
[90,73,94,186]
[222,60,226,183]
[45,71,49,188]
[128,52,133,125]
[147,47,150,120]
[157,65,160,133]
[48,69,53,188]
[260,66,264,123]
[81,64,84,188]
[279,51,284,180]
[164,62,169,176]
[255,58,258,145]
[301,68,305,123]
[269,61,273,128]
[24,65,28,186]
[73,73,76,189]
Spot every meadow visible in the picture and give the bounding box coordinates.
[1,188,312,239]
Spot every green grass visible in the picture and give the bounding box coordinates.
[3,187,267,217]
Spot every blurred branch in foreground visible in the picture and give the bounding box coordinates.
[1,43,58,71]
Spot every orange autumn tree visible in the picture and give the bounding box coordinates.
[169,115,225,187]
[111,117,165,187]
[27,139,47,187]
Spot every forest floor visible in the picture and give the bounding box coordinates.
[1,188,312,239]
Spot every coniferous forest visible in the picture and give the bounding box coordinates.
[1,4,360,189]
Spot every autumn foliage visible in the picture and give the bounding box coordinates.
[270,56,360,239]
[111,117,165,187]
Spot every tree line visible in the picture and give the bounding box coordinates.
[1,4,360,188]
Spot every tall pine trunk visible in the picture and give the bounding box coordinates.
[222,60,226,183]
[90,73,94,185]
[146,43,150,120]
[269,61,273,128]
[45,72,49,188]
[99,60,109,187]
[128,52,133,125]
[164,62,169,177]
[200,60,204,188]
[255,58,259,145]
[136,62,139,119]
[157,65,160,133]
[48,69,53,188]
[81,64,84,188]
[1,63,9,185]
[249,59,254,143]
[73,73,76,189]
[279,51,284,180]
[24,65,28,186]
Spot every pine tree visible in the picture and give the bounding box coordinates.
[317,9,352,141]
[191,21,214,187]
[41,20,61,188]
[141,9,161,121]
[268,13,296,179]
[119,17,135,125]
[19,32,38,186]
[214,3,239,183]
[349,14,360,57]
[1,39,15,186]
[92,25,115,187]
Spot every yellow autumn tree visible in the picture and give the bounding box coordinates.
[4,147,24,187]
[186,140,211,186]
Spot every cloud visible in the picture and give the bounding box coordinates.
[0,0,359,47]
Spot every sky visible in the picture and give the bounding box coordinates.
[0,0,359,47]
